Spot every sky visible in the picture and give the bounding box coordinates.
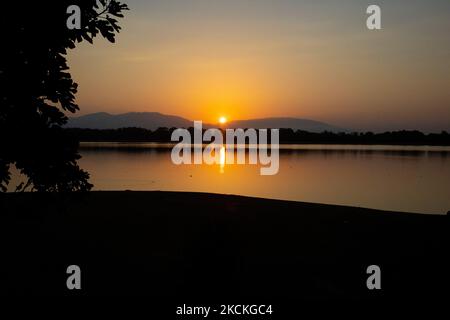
[68,0,450,132]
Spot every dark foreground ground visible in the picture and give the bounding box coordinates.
[0,191,448,299]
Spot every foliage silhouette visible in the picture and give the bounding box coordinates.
[0,1,128,192]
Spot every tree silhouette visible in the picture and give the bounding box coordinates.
[0,1,128,192]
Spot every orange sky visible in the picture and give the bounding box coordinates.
[68,0,450,132]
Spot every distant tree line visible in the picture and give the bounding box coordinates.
[65,127,450,146]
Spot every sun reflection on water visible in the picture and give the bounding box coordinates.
[219,146,226,174]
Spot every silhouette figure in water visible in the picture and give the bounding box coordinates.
[0,1,128,192]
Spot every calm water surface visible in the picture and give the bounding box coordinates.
[77,143,450,215]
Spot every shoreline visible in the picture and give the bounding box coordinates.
[78,141,450,151]
[1,191,449,297]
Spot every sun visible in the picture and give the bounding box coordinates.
[219,116,227,124]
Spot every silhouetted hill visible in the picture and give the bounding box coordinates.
[66,112,193,130]
[227,117,347,133]
[66,112,346,132]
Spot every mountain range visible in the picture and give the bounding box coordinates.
[66,112,347,133]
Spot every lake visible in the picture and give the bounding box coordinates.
[77,143,450,215]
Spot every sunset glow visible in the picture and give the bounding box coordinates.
[68,0,450,132]
[219,117,227,125]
